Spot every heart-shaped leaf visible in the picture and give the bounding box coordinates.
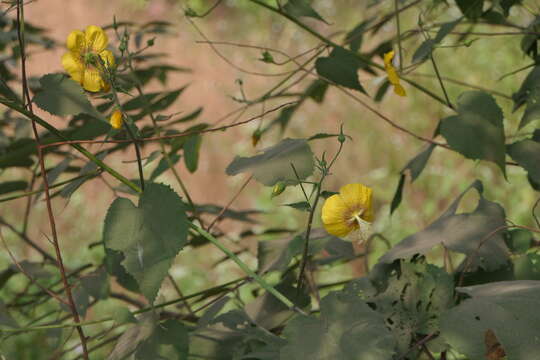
[103,183,188,302]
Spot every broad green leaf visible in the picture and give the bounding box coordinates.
[441,281,540,359]
[456,0,484,19]
[315,47,367,94]
[280,291,395,360]
[440,91,506,175]
[103,183,188,302]
[283,0,328,24]
[376,180,510,276]
[183,134,202,173]
[507,137,540,184]
[347,262,454,356]
[512,66,540,128]
[80,267,109,300]
[226,138,314,186]
[33,74,102,118]
[108,313,157,360]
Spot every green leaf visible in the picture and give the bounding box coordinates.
[376,180,510,277]
[346,262,454,356]
[390,174,405,214]
[149,154,181,181]
[513,66,540,128]
[505,229,534,254]
[305,79,329,103]
[226,138,314,186]
[513,253,540,280]
[108,313,157,360]
[440,91,506,175]
[280,291,395,360]
[0,180,27,195]
[507,137,540,184]
[257,228,352,274]
[441,281,540,359]
[315,47,367,94]
[283,201,311,212]
[245,278,310,330]
[374,80,391,102]
[184,135,202,173]
[33,74,102,118]
[412,39,436,64]
[500,0,522,17]
[403,143,436,182]
[456,0,484,19]
[80,267,109,300]
[283,0,328,24]
[103,183,189,302]
[345,18,374,53]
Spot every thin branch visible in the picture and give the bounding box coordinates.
[15,1,89,357]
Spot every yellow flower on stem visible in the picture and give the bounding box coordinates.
[61,25,115,92]
[110,110,123,129]
[321,183,373,241]
[383,50,407,97]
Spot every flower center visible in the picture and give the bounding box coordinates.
[345,206,365,227]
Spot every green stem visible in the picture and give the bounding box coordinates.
[0,171,99,203]
[0,98,142,193]
[248,0,452,109]
[190,223,300,311]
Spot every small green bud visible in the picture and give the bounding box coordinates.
[147,38,155,47]
[259,51,275,63]
[271,182,287,198]
[185,8,198,17]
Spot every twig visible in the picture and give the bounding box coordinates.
[206,175,253,232]
[15,1,89,357]
[0,230,68,306]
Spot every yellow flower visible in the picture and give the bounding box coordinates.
[383,51,406,97]
[61,25,115,92]
[110,110,123,129]
[321,183,373,240]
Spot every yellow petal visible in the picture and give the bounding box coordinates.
[85,25,108,53]
[61,52,84,83]
[110,110,123,129]
[384,51,395,67]
[339,183,373,222]
[99,49,115,68]
[394,84,407,97]
[386,66,400,85]
[66,30,85,54]
[82,67,104,92]
[324,221,356,238]
[321,194,354,237]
